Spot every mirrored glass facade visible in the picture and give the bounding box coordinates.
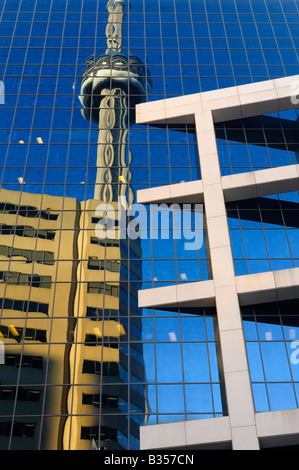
[0,0,299,451]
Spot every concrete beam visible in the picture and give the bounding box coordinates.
[140,417,232,450]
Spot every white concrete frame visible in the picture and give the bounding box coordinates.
[136,75,299,450]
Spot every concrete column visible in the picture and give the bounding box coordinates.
[195,111,259,450]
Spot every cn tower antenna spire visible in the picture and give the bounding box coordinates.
[105,0,127,54]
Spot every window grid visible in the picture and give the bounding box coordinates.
[242,301,299,413]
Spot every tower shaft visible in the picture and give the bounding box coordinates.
[95,88,133,206]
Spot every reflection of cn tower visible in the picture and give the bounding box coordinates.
[67,0,153,451]
[79,0,152,205]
